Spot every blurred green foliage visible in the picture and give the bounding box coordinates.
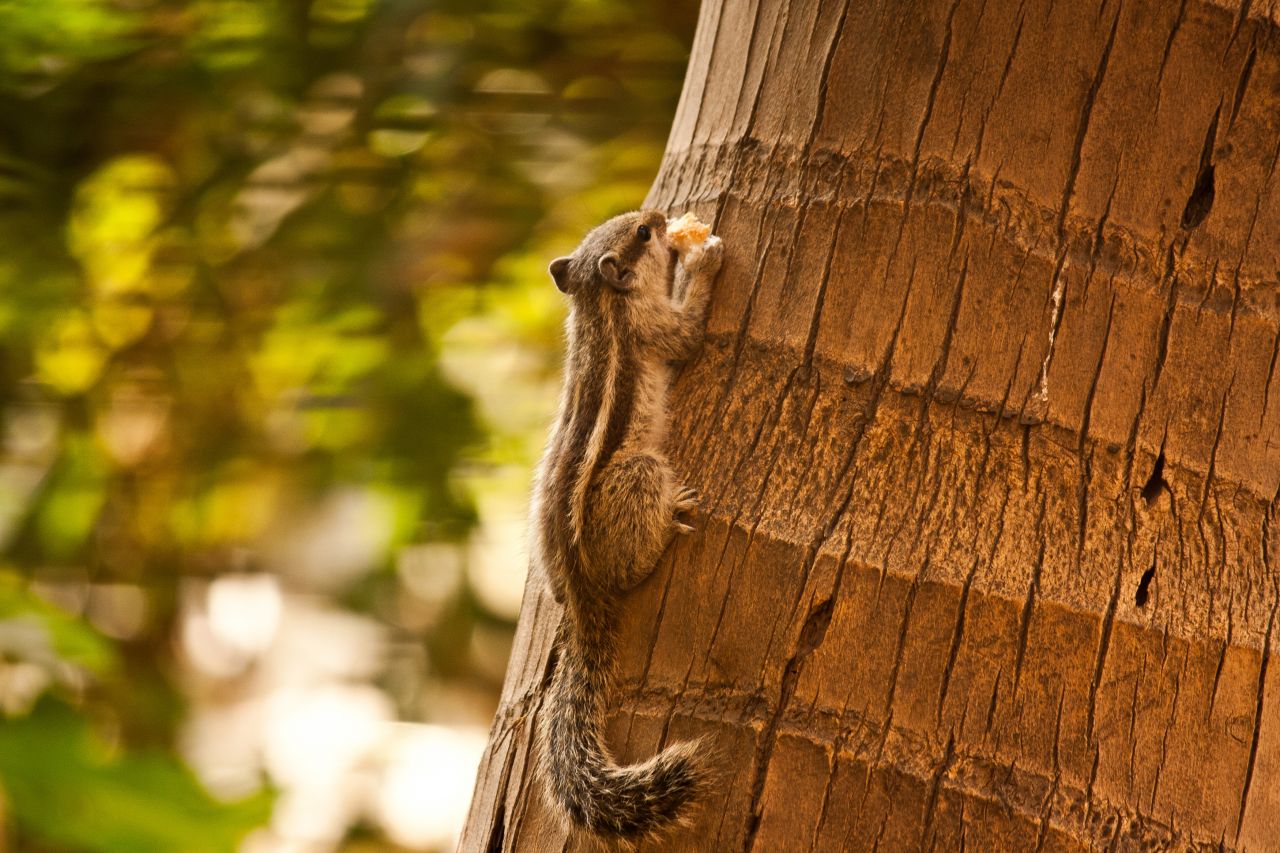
[0,0,695,850]
[0,700,272,853]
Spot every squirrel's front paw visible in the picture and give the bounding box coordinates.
[680,235,723,277]
[672,486,699,534]
[674,486,700,513]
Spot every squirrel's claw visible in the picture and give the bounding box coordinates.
[674,486,700,514]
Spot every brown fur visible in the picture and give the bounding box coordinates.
[530,210,723,843]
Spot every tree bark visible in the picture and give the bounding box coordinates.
[463,0,1280,849]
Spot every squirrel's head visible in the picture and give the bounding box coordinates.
[548,210,674,299]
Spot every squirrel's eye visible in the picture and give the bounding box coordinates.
[636,224,651,242]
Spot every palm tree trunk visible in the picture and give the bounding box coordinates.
[463,0,1280,849]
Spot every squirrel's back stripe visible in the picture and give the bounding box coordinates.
[596,297,638,476]
[568,294,630,553]
[540,310,599,577]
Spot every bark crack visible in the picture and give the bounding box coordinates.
[1234,597,1276,842]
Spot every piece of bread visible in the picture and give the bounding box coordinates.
[667,212,711,251]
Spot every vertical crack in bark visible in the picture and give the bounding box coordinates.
[936,559,980,731]
[1076,290,1118,566]
[802,0,851,154]
[831,255,921,552]
[1209,615,1234,714]
[741,595,835,851]
[982,666,1003,736]
[700,364,828,703]
[1034,0,1122,410]
[1086,175,1122,304]
[808,744,841,850]
[738,0,785,143]
[1197,379,1233,526]
[1087,551,1126,743]
[1151,240,1184,391]
[1125,647,1146,797]
[920,732,957,848]
[1012,494,1050,699]
[479,722,520,853]
[1032,251,1069,414]
[485,796,508,853]
[1121,379,1148,498]
[1260,325,1280,429]
[738,280,905,847]
[1153,0,1188,107]
[1150,646,1184,812]
[680,516,742,696]
[904,0,962,216]
[980,337,1028,483]
[1235,598,1275,842]
[881,557,929,728]
[980,0,1027,160]
[1226,111,1273,337]
[1228,42,1256,132]
[638,557,679,688]
[703,0,766,229]
[1032,690,1065,853]
[801,207,847,374]
[1225,0,1254,58]
[926,253,972,411]
[1055,0,1121,237]
[503,720,541,844]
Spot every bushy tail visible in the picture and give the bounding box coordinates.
[539,616,707,839]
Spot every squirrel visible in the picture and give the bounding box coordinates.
[530,209,723,843]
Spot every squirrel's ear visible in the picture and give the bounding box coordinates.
[549,257,572,292]
[597,252,633,292]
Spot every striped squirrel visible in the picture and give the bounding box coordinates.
[531,209,723,842]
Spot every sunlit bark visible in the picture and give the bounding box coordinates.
[465,0,1280,849]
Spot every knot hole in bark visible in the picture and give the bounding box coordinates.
[1180,164,1215,230]
[1135,559,1156,608]
[1180,107,1220,230]
[797,596,835,656]
[1140,450,1168,506]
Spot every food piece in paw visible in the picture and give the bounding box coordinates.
[667,212,711,252]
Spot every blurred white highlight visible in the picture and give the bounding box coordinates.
[372,723,488,850]
[207,573,283,657]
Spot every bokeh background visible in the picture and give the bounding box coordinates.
[0,2,696,850]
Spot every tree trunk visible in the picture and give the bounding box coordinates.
[462,0,1280,849]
